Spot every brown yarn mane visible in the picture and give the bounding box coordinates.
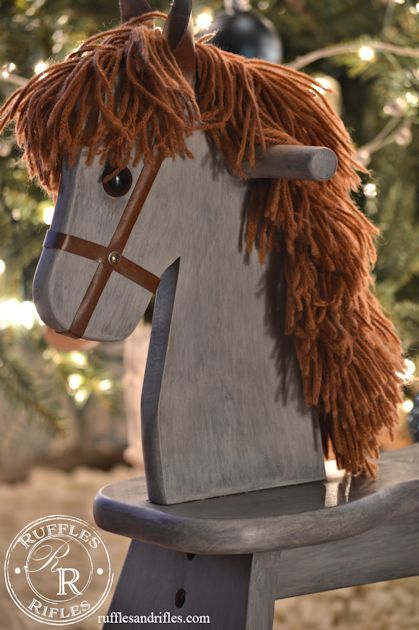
[0,14,404,476]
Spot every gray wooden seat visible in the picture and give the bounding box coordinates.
[94,444,419,628]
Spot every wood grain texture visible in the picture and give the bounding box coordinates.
[273,509,419,598]
[127,132,324,503]
[94,444,419,555]
[105,540,255,629]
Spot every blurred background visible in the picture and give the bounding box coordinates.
[0,0,418,627]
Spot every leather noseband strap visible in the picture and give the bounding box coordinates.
[44,159,163,338]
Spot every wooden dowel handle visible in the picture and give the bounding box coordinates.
[245,145,338,181]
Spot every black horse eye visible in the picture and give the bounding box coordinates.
[102,167,132,198]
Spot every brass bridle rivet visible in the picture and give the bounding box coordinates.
[108,251,121,266]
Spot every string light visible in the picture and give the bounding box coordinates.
[195,10,213,31]
[68,351,87,367]
[57,14,69,26]
[404,358,416,379]
[34,61,48,75]
[98,379,112,392]
[20,301,39,329]
[0,299,41,330]
[0,260,5,274]
[405,91,418,106]
[67,373,84,390]
[402,399,414,413]
[363,183,377,198]
[74,388,89,405]
[42,205,54,225]
[1,62,16,79]
[0,300,17,330]
[397,358,416,384]
[358,45,375,62]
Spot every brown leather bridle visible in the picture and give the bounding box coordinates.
[43,159,163,338]
[43,2,196,338]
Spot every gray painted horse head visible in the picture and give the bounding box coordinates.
[33,0,197,341]
[32,0,336,343]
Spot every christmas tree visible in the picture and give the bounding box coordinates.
[0,0,417,468]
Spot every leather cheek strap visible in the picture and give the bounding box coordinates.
[43,159,162,339]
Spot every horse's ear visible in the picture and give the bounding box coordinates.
[164,0,196,86]
[119,0,152,22]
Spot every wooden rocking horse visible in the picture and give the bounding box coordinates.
[1,0,418,626]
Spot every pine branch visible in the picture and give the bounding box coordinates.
[0,73,27,87]
[0,337,62,431]
[357,116,408,159]
[288,41,419,70]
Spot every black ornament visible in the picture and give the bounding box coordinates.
[408,394,419,443]
[210,11,282,63]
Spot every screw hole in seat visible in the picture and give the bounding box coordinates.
[175,588,186,608]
